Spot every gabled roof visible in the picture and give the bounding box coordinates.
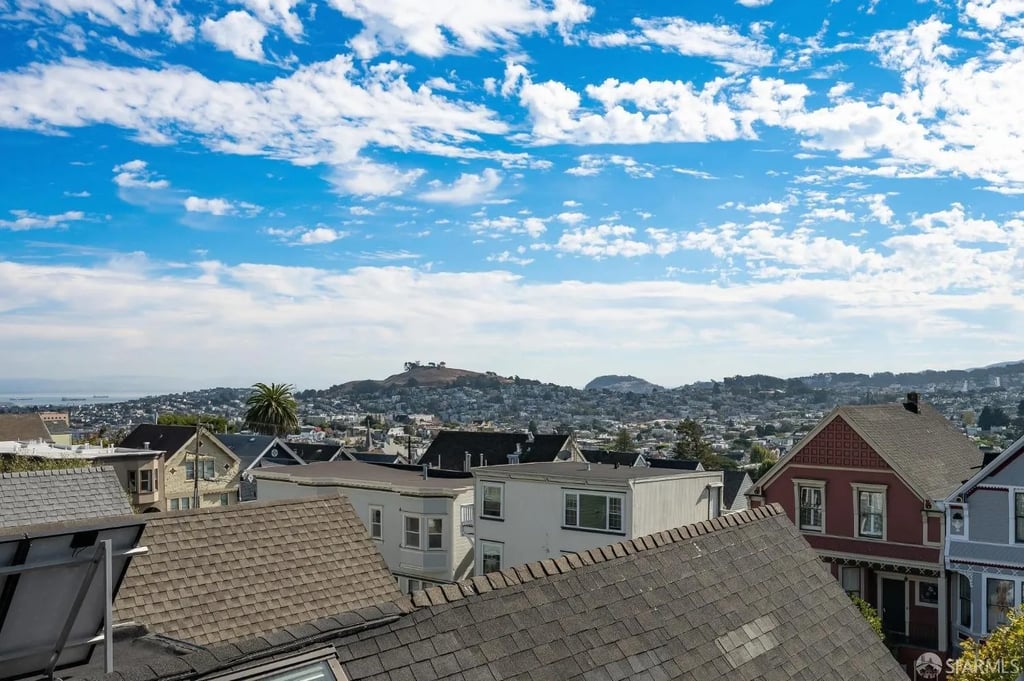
[722,470,752,510]
[647,456,704,471]
[0,413,51,442]
[217,433,304,470]
[286,441,346,462]
[351,452,402,464]
[756,402,984,501]
[83,504,906,681]
[0,466,133,528]
[118,424,196,456]
[948,432,1024,501]
[581,448,645,467]
[113,497,408,646]
[419,430,570,470]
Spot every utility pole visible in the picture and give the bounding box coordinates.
[193,419,201,509]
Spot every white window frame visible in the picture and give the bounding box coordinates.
[985,576,1016,633]
[948,504,968,541]
[840,566,862,598]
[369,505,383,540]
[958,573,972,631]
[852,483,887,541]
[480,482,504,519]
[138,469,154,493]
[169,498,179,511]
[403,515,421,549]
[793,479,825,533]
[203,646,347,681]
[562,490,625,533]
[219,493,229,506]
[915,579,939,609]
[1011,490,1024,544]
[426,517,443,550]
[480,541,503,574]
[185,460,195,481]
[406,578,423,594]
[201,459,216,480]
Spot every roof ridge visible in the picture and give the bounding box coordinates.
[410,503,785,609]
[150,496,340,518]
[0,465,116,478]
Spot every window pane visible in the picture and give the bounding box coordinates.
[608,497,623,531]
[960,575,972,628]
[564,493,577,526]
[405,517,420,547]
[170,498,179,511]
[185,461,195,480]
[482,485,502,517]
[482,543,502,573]
[428,518,443,549]
[579,494,608,530]
[257,659,336,681]
[798,486,822,529]
[859,491,883,537]
[842,568,860,595]
[987,579,1013,631]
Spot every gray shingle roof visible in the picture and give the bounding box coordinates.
[839,402,985,500]
[0,413,52,442]
[85,504,906,681]
[0,466,132,528]
[119,424,197,455]
[113,496,409,646]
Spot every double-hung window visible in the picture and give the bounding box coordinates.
[959,574,972,629]
[480,541,503,574]
[369,506,383,540]
[856,486,885,539]
[481,483,504,519]
[404,516,420,548]
[796,483,824,532]
[427,518,443,549]
[127,470,137,493]
[563,491,624,533]
[1015,492,1024,543]
[987,578,1014,632]
[840,567,861,597]
[201,459,216,480]
[185,461,195,481]
[139,469,154,493]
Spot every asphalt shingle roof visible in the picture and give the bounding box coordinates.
[580,449,642,467]
[119,424,196,456]
[839,402,985,500]
[420,431,570,469]
[113,496,409,646]
[0,466,132,528]
[0,413,52,442]
[286,441,345,462]
[79,504,906,681]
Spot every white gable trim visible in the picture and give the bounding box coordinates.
[947,435,1024,502]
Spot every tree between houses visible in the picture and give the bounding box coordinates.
[243,382,299,437]
[950,605,1024,681]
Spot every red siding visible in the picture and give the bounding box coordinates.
[927,516,942,544]
[761,415,936,564]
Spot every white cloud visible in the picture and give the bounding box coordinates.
[419,168,502,204]
[240,0,304,38]
[555,224,653,258]
[349,205,374,216]
[863,194,894,225]
[112,159,168,189]
[565,154,656,177]
[0,209,86,231]
[487,250,534,266]
[0,56,507,175]
[299,226,346,244]
[184,196,261,216]
[743,201,789,214]
[555,211,587,225]
[471,214,547,238]
[11,0,194,42]
[588,17,772,72]
[963,0,1024,30]
[330,0,593,58]
[562,199,581,207]
[267,225,350,245]
[736,0,773,6]
[803,207,855,222]
[201,11,268,61]
[330,161,425,197]
[64,190,91,197]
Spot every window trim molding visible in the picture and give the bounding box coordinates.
[852,483,888,541]
[204,645,348,681]
[479,539,503,574]
[914,578,939,609]
[369,504,383,541]
[793,479,826,533]
[562,489,625,533]
[840,565,863,598]
[1009,489,1024,544]
[402,514,421,550]
[985,576,1016,634]
[957,573,972,632]
[948,503,968,542]
[480,481,505,520]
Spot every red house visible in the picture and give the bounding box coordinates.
[747,394,983,666]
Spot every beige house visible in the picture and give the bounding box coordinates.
[120,424,241,511]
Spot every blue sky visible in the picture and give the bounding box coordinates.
[0,0,1022,390]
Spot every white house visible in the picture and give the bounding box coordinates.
[469,461,724,575]
[252,461,475,593]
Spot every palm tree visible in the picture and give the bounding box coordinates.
[243,382,299,436]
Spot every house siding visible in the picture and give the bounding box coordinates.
[163,432,240,510]
[984,454,1024,486]
[968,488,1009,544]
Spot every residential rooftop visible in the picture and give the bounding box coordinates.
[252,460,475,492]
[0,466,133,528]
[474,460,716,481]
[0,440,164,459]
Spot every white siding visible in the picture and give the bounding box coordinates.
[630,473,722,536]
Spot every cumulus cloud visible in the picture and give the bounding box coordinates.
[330,161,426,197]
[184,196,261,216]
[419,168,502,204]
[487,250,534,266]
[267,225,350,245]
[201,11,267,61]
[555,224,653,258]
[0,209,86,231]
[471,214,547,238]
[113,159,168,189]
[240,0,304,38]
[10,0,194,42]
[565,154,656,178]
[330,0,593,58]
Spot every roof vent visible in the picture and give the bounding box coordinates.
[143,442,150,450]
[508,453,520,464]
[903,392,920,414]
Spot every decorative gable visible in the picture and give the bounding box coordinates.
[791,417,888,470]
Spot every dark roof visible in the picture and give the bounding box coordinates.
[0,413,51,441]
[351,452,402,464]
[647,457,703,470]
[286,441,345,462]
[0,466,133,528]
[44,420,72,436]
[84,505,906,681]
[722,470,752,510]
[217,434,301,470]
[420,431,570,469]
[477,461,700,481]
[837,402,984,500]
[113,497,408,646]
[252,461,474,491]
[580,448,642,466]
[119,424,196,456]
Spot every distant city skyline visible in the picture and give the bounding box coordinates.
[1,1,1022,387]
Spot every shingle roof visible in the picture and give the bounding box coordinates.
[0,466,132,528]
[420,431,570,469]
[839,402,984,500]
[217,434,301,470]
[119,424,196,456]
[286,441,345,462]
[580,448,642,466]
[77,504,905,681]
[0,413,52,442]
[113,497,409,646]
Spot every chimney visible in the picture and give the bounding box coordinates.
[143,442,150,450]
[903,392,920,414]
[422,463,429,480]
[464,451,472,472]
